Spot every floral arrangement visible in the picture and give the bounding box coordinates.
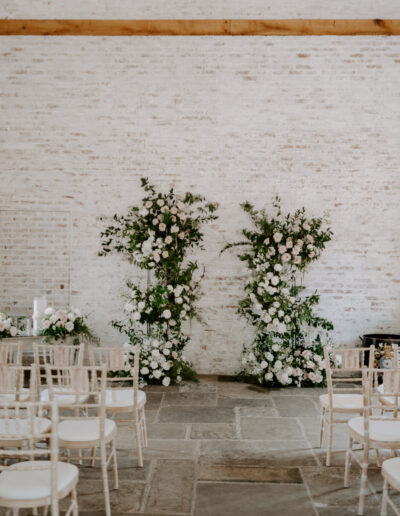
[40,306,97,345]
[224,197,333,387]
[100,177,217,385]
[0,312,18,338]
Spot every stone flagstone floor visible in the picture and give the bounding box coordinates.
[70,376,399,515]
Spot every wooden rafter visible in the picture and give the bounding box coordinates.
[0,19,400,36]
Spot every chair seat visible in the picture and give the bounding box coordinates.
[41,388,89,406]
[320,393,364,411]
[0,417,51,441]
[377,384,399,407]
[0,461,78,502]
[105,388,146,409]
[0,389,31,403]
[382,457,400,490]
[58,418,117,444]
[348,416,400,442]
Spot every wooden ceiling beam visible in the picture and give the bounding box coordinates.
[0,19,400,36]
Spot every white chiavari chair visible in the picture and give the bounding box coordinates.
[0,400,79,516]
[45,365,118,516]
[34,343,86,408]
[345,368,400,515]
[89,345,147,467]
[0,364,35,404]
[0,341,22,365]
[319,345,374,466]
[375,344,399,413]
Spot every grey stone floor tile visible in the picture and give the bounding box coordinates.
[238,405,278,417]
[147,422,188,439]
[194,482,316,516]
[76,479,145,513]
[146,459,195,513]
[199,439,319,466]
[198,463,303,483]
[274,395,319,417]
[143,439,198,460]
[158,406,235,423]
[217,381,270,399]
[191,423,237,440]
[163,392,217,406]
[240,416,304,440]
[218,396,273,408]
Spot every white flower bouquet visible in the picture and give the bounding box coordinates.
[0,312,18,338]
[40,306,97,345]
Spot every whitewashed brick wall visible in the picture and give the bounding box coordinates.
[1,35,400,373]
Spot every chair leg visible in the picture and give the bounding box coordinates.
[43,505,49,516]
[71,486,79,516]
[134,412,143,467]
[141,408,148,447]
[358,444,370,516]
[326,412,333,466]
[375,448,382,467]
[381,478,388,516]
[90,446,96,467]
[319,407,325,448]
[344,435,353,487]
[100,442,111,516]
[111,439,119,490]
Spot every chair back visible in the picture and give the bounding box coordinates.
[361,367,400,444]
[45,365,108,434]
[0,364,36,402]
[89,345,140,407]
[33,342,84,390]
[0,341,22,365]
[324,346,374,406]
[0,400,59,514]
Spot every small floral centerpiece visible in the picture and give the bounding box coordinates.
[224,197,333,387]
[0,312,18,338]
[40,307,96,345]
[100,177,218,385]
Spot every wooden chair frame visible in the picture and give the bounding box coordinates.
[320,345,374,466]
[45,365,118,516]
[0,400,78,516]
[89,345,147,467]
[0,342,22,365]
[345,368,400,515]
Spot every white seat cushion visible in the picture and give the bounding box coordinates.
[41,388,89,406]
[0,417,51,440]
[382,457,400,489]
[0,461,78,501]
[348,416,400,442]
[105,388,146,409]
[377,384,399,406]
[0,389,31,403]
[58,418,116,443]
[320,393,364,411]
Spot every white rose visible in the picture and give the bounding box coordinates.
[133,312,141,321]
[44,307,54,315]
[268,307,276,315]
[153,370,162,379]
[282,253,291,263]
[263,313,272,323]
[169,319,176,326]
[150,361,158,369]
[65,321,74,332]
[163,348,170,356]
[141,367,149,375]
[10,326,17,337]
[159,223,166,231]
[294,256,301,265]
[272,344,280,352]
[274,360,283,370]
[165,236,173,244]
[176,297,183,304]
[162,309,171,319]
[171,206,178,214]
[265,372,273,381]
[278,245,287,254]
[162,376,171,387]
[43,320,51,329]
[303,223,310,231]
[152,218,159,225]
[174,285,183,296]
[278,310,284,318]
[157,199,165,207]
[171,225,179,233]
[145,201,153,208]
[162,250,169,258]
[286,239,293,249]
[138,301,145,310]
[178,232,185,239]
[274,264,282,272]
[140,208,149,216]
[271,276,279,286]
[264,238,270,245]
[260,361,268,369]
[273,232,283,243]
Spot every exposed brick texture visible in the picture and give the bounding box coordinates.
[0,36,400,373]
